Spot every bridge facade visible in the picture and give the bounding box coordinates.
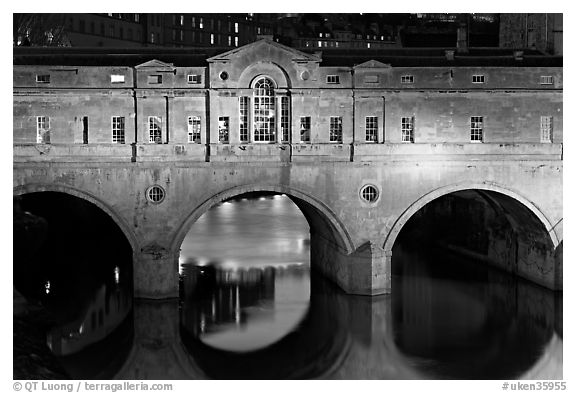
[13,40,563,298]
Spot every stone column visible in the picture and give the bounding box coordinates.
[115,299,206,379]
[133,245,180,299]
[310,233,391,296]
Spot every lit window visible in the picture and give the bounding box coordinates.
[401,75,414,84]
[326,75,340,84]
[149,116,162,143]
[365,116,378,142]
[540,75,554,85]
[148,75,162,84]
[199,18,204,29]
[239,97,249,142]
[470,116,483,142]
[234,36,238,46]
[36,74,50,83]
[188,74,201,84]
[540,116,553,143]
[280,96,290,142]
[257,27,261,35]
[318,40,322,47]
[401,117,414,142]
[360,185,379,203]
[300,117,311,143]
[367,43,371,48]
[180,15,184,26]
[36,116,50,144]
[187,116,201,143]
[112,116,125,144]
[228,36,232,46]
[210,34,214,45]
[218,117,229,143]
[319,32,323,38]
[472,74,485,83]
[329,117,343,143]
[111,74,125,83]
[253,77,276,142]
[234,22,239,33]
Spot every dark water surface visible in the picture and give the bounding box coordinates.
[15,194,562,379]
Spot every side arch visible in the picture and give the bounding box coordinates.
[170,183,354,256]
[13,183,139,253]
[382,181,560,254]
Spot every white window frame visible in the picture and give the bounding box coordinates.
[540,116,553,143]
[470,116,484,143]
[329,116,343,143]
[148,75,162,84]
[401,117,414,143]
[187,116,201,143]
[36,74,51,83]
[280,96,290,143]
[239,97,249,143]
[326,75,340,84]
[300,117,311,143]
[112,116,125,144]
[401,75,414,84]
[540,75,554,85]
[472,74,485,83]
[36,116,50,144]
[365,116,378,143]
[187,74,201,84]
[253,77,276,143]
[148,116,162,143]
[111,74,125,83]
[218,116,229,144]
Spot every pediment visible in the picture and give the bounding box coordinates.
[353,60,392,69]
[135,59,176,70]
[207,38,321,64]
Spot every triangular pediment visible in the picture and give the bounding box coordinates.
[353,60,392,69]
[207,38,321,64]
[135,59,176,70]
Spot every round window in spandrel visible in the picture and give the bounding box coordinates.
[146,185,166,204]
[360,184,379,203]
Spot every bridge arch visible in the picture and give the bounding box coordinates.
[382,181,560,254]
[13,183,139,253]
[170,183,355,256]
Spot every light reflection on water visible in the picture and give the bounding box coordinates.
[180,194,311,352]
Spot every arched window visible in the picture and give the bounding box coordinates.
[253,77,276,142]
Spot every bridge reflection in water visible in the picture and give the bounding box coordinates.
[16,194,562,379]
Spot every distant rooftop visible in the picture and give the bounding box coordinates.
[13,46,562,68]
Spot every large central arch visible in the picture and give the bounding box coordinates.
[170,183,355,257]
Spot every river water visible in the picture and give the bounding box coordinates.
[16,194,562,379]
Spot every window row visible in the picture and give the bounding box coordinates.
[33,73,558,86]
[32,115,555,144]
[324,74,556,85]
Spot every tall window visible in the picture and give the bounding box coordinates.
[401,117,414,142]
[470,116,483,142]
[540,116,553,143]
[253,77,276,142]
[218,117,229,143]
[280,96,290,142]
[149,116,162,143]
[187,116,201,143]
[36,116,50,144]
[329,116,343,143]
[112,116,125,144]
[300,117,311,143]
[239,97,249,142]
[365,116,378,142]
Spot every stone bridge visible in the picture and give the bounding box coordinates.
[13,145,563,298]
